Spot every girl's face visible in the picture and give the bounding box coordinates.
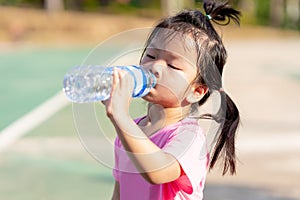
[141,30,199,108]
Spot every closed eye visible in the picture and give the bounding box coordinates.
[146,54,156,59]
[168,64,181,70]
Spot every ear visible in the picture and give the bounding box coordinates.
[186,84,208,104]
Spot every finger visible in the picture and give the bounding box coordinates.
[117,69,128,89]
[111,68,120,93]
[101,68,119,105]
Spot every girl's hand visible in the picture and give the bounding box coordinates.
[102,68,134,120]
[102,68,182,185]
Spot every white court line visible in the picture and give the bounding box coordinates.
[0,49,141,152]
[0,91,70,152]
[1,90,299,154]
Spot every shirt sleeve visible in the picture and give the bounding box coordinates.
[162,122,209,193]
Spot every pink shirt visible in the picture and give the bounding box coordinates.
[113,117,210,200]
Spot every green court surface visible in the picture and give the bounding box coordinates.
[0,46,91,130]
[0,44,148,199]
[0,45,124,199]
[0,149,115,200]
[0,43,144,131]
[0,102,115,199]
[0,100,147,200]
[0,39,149,199]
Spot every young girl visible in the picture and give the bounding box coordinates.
[103,1,240,199]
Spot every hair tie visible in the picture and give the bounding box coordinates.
[219,88,224,92]
[206,14,212,20]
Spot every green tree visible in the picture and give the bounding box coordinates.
[255,0,271,25]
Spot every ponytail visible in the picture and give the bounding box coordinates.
[199,1,241,175]
[141,0,241,175]
[204,0,241,25]
[209,91,240,175]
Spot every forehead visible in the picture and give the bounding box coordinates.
[148,29,198,65]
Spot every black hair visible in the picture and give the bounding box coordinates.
[141,0,241,175]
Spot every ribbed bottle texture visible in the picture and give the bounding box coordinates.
[63,65,156,103]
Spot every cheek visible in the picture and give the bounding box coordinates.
[153,85,182,106]
[159,72,190,98]
[140,55,146,63]
[140,56,147,66]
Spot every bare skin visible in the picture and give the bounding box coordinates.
[105,33,208,199]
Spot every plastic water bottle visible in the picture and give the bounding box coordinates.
[63,65,156,103]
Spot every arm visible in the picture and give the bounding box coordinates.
[111,113,181,184]
[111,181,120,200]
[103,69,181,184]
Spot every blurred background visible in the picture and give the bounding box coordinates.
[0,0,300,199]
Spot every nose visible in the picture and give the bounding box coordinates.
[147,61,163,78]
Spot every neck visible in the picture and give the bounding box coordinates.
[138,104,191,137]
[147,103,191,127]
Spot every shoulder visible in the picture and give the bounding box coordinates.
[163,118,205,151]
[175,117,205,138]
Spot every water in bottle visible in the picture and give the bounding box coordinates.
[63,65,156,103]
